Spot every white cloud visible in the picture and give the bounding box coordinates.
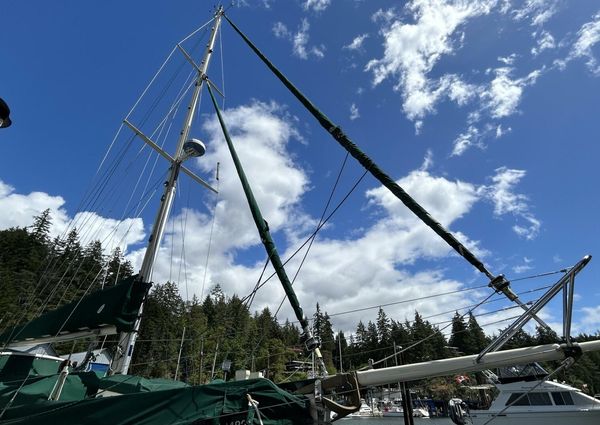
[133,101,310,298]
[272,22,290,39]
[363,1,555,156]
[349,103,360,120]
[512,256,533,274]
[303,0,331,12]
[449,65,540,156]
[0,180,69,234]
[495,124,511,138]
[276,18,326,60]
[344,34,369,51]
[531,30,555,56]
[442,74,478,106]
[498,54,517,65]
[569,12,600,74]
[482,67,541,119]
[293,19,311,59]
[139,140,498,331]
[512,0,559,26]
[578,305,600,334]
[452,123,510,156]
[420,149,434,171]
[0,180,145,255]
[479,167,540,239]
[451,125,480,156]
[371,8,397,25]
[365,0,496,120]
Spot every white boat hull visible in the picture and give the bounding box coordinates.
[382,411,404,417]
[470,409,600,425]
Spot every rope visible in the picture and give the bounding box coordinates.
[247,394,265,425]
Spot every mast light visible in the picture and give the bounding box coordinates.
[181,138,206,161]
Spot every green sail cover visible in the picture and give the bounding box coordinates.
[0,353,62,382]
[0,378,315,425]
[98,374,189,394]
[0,275,151,345]
[0,371,101,410]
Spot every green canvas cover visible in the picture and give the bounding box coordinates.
[0,371,100,410]
[0,378,315,425]
[0,275,151,345]
[98,374,189,394]
[0,353,62,382]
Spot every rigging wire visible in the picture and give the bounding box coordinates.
[240,167,369,305]
[358,291,495,370]
[3,26,212,333]
[200,164,221,301]
[273,151,352,319]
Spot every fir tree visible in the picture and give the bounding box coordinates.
[449,312,471,355]
[467,312,488,353]
[376,307,391,345]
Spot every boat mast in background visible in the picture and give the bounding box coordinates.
[111,6,224,375]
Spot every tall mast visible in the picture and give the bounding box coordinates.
[112,7,224,375]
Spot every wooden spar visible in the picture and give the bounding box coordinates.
[354,340,600,386]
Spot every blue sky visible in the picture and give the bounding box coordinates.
[1,0,600,339]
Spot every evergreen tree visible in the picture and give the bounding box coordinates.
[31,209,52,243]
[467,312,488,353]
[105,247,134,285]
[333,331,348,372]
[448,312,472,355]
[390,319,410,347]
[355,321,367,345]
[536,325,560,344]
[376,307,391,345]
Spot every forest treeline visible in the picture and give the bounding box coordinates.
[1,211,600,397]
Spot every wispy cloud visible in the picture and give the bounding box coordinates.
[274,18,325,60]
[512,256,533,274]
[272,22,290,39]
[344,34,369,51]
[482,66,541,119]
[349,103,360,120]
[511,0,560,26]
[531,30,556,56]
[450,65,541,155]
[562,12,600,75]
[303,0,331,12]
[479,167,541,240]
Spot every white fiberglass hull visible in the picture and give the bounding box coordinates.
[382,411,404,417]
[470,409,600,425]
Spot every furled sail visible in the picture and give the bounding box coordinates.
[0,275,151,346]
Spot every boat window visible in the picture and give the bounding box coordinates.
[506,393,529,406]
[551,392,574,405]
[552,392,565,405]
[528,392,552,405]
[506,392,552,406]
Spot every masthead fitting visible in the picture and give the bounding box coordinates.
[181,138,206,161]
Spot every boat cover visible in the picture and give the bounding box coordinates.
[0,378,315,425]
[0,275,151,345]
